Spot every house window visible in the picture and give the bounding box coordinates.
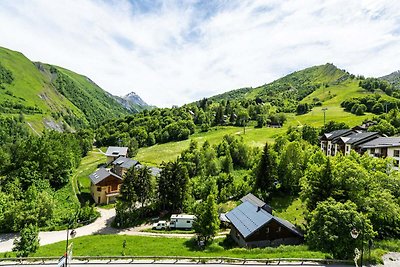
[277,227,281,232]
[97,187,101,192]
[346,146,350,152]
[187,221,191,223]
[394,150,400,157]
[266,227,269,233]
[370,148,375,154]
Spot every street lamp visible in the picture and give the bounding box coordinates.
[322,108,328,127]
[351,222,364,267]
[65,222,77,267]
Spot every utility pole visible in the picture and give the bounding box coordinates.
[322,108,328,127]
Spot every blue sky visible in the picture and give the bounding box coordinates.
[0,0,399,107]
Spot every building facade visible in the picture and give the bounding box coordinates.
[89,168,123,204]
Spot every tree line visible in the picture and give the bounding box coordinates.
[0,116,97,236]
[95,99,287,153]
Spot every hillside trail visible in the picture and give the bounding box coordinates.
[0,208,226,253]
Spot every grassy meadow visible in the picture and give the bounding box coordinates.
[71,149,106,204]
[1,235,329,259]
[136,106,370,166]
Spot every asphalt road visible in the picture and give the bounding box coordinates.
[0,209,198,253]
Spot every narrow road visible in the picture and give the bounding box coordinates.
[0,261,353,267]
[0,208,205,253]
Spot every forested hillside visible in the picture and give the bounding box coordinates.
[0,117,97,233]
[0,46,150,132]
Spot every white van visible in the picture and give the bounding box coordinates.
[152,220,169,230]
[170,214,196,229]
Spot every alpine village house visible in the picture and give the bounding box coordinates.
[320,125,400,170]
[89,146,160,204]
[226,193,303,247]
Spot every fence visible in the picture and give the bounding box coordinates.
[0,255,352,265]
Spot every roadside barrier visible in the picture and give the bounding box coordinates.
[0,255,352,265]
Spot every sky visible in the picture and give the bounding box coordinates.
[0,0,400,107]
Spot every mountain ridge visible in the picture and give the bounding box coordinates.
[203,63,350,112]
[0,46,149,132]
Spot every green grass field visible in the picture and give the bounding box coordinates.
[270,196,307,229]
[71,149,106,204]
[136,108,368,166]
[7,235,329,259]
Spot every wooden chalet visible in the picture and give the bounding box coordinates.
[226,195,303,248]
[89,167,123,204]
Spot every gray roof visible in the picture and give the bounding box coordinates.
[240,193,273,213]
[219,213,230,223]
[105,146,128,157]
[112,156,138,169]
[226,201,303,239]
[360,137,400,149]
[133,164,161,176]
[149,167,161,176]
[241,193,266,207]
[337,132,379,145]
[323,129,353,140]
[89,168,122,185]
[226,201,274,238]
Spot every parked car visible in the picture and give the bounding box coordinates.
[152,220,169,230]
[170,214,196,230]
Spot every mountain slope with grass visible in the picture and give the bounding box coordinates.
[380,70,400,89]
[0,46,149,132]
[209,63,349,112]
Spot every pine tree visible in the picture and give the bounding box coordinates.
[193,194,219,244]
[254,142,277,194]
[119,167,138,213]
[133,166,154,208]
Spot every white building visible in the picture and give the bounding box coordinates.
[360,137,400,170]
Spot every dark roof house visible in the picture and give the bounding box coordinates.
[240,193,273,214]
[112,156,140,177]
[333,131,381,154]
[226,198,303,248]
[360,137,400,149]
[89,167,123,204]
[105,146,129,163]
[112,156,139,169]
[320,129,355,141]
[89,167,122,185]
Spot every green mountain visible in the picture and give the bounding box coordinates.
[0,46,149,132]
[380,70,400,89]
[209,63,350,112]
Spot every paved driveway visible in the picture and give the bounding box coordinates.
[0,208,116,253]
[0,208,202,253]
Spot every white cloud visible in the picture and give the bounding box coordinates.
[0,0,400,107]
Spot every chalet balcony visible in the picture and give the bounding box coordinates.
[106,190,120,197]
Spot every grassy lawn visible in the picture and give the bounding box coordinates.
[136,126,285,166]
[136,107,370,166]
[2,235,329,259]
[71,149,106,204]
[270,196,307,229]
[141,229,196,234]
